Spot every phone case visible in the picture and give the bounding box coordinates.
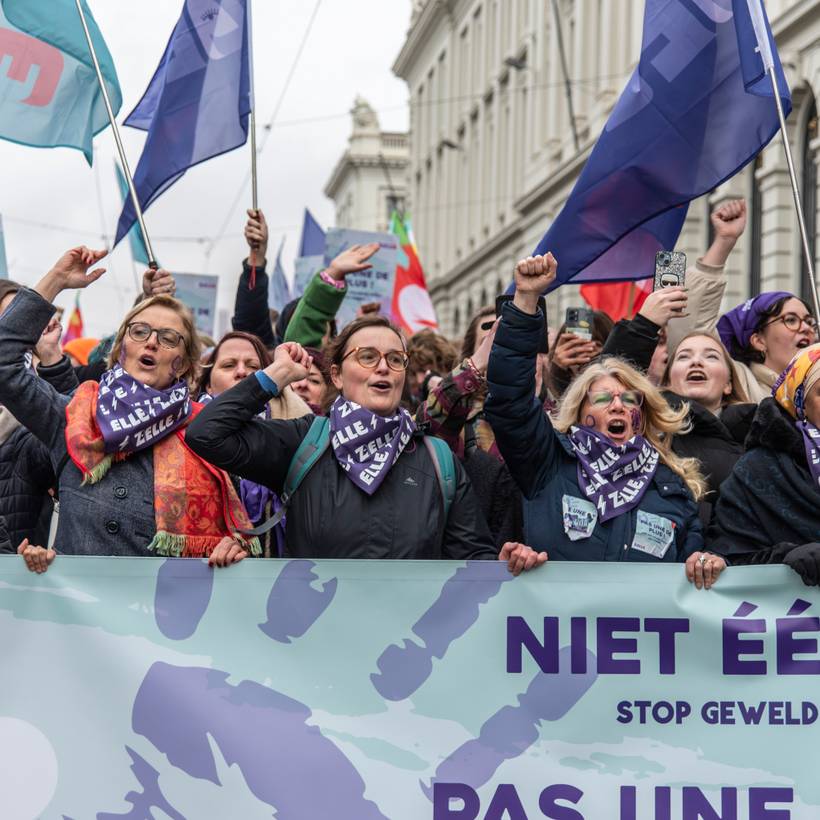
[565,307,594,340]
[654,251,687,289]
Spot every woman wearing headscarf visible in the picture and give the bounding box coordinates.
[708,344,820,583]
[485,253,726,589]
[2,247,259,574]
[187,314,545,572]
[717,292,817,402]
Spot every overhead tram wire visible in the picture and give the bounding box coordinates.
[205,0,324,269]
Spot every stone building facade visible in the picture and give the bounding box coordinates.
[392,0,820,337]
[324,97,410,234]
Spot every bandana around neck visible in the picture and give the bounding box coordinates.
[568,425,659,522]
[329,396,416,495]
[97,363,190,454]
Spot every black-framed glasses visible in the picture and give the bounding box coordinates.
[127,321,184,350]
[587,389,644,409]
[342,346,410,372]
[763,312,818,333]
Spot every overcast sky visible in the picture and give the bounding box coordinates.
[0,0,411,336]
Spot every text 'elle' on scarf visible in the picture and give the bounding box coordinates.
[568,425,659,522]
[329,396,416,495]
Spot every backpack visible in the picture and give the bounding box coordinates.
[242,416,456,537]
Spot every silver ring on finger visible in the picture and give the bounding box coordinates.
[698,553,707,567]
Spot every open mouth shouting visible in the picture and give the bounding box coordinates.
[138,353,157,370]
[368,379,393,394]
[685,367,707,384]
[606,417,629,443]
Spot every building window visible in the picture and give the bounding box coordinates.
[749,154,763,297]
[801,96,818,304]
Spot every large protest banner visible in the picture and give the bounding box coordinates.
[324,228,399,328]
[0,559,817,819]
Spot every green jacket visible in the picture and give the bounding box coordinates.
[283,272,347,348]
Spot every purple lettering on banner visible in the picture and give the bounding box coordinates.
[723,602,767,675]
[538,784,584,820]
[682,787,737,820]
[422,646,597,799]
[153,559,213,641]
[570,617,587,674]
[620,786,637,820]
[644,618,689,674]
[749,787,794,819]
[371,562,510,700]
[776,612,820,675]
[507,616,559,673]
[97,746,185,819]
[655,786,671,820]
[257,560,337,644]
[485,784,528,820]
[597,617,641,674]
[132,662,388,819]
[432,783,480,820]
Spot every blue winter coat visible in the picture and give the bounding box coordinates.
[484,302,704,562]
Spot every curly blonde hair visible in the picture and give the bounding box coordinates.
[552,357,707,500]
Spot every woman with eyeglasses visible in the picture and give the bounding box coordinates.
[708,344,820,584]
[0,247,260,575]
[716,292,818,402]
[187,314,547,572]
[485,254,726,588]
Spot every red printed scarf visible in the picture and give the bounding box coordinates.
[65,381,260,558]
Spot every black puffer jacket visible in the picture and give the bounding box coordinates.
[0,354,79,551]
[665,393,755,526]
[187,374,497,560]
[707,398,820,561]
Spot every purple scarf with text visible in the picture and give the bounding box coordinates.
[96,364,190,455]
[329,396,416,495]
[568,425,659,522]
[800,422,820,491]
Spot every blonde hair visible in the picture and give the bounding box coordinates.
[663,331,750,407]
[553,357,707,500]
[108,295,201,387]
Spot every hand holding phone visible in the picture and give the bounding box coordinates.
[654,251,687,290]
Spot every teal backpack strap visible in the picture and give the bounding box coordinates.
[423,436,456,520]
[240,416,330,536]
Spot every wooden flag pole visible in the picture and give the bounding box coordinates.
[74,0,158,270]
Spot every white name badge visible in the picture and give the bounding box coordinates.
[562,495,598,541]
[630,511,675,559]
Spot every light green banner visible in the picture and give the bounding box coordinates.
[0,558,817,819]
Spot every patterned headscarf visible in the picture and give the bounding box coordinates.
[773,343,820,419]
[773,343,820,492]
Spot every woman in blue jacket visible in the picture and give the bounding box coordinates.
[485,253,726,589]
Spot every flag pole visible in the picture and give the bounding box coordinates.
[247,0,260,288]
[73,0,158,271]
[747,0,820,319]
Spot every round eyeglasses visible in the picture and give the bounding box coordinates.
[127,321,184,350]
[587,389,644,409]
[763,312,818,333]
[342,346,410,372]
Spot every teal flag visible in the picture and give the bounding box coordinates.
[0,0,121,163]
[115,162,150,267]
[1,558,818,817]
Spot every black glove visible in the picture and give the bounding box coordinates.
[783,543,820,586]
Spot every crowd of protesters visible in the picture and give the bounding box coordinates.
[4,196,820,590]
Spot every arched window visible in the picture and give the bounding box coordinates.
[801,96,818,304]
[749,154,763,297]
[453,306,461,336]
[466,298,474,322]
